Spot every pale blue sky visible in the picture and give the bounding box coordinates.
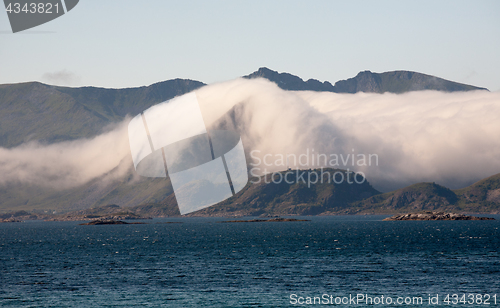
[1,0,499,90]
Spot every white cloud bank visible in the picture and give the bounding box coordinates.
[0,121,131,189]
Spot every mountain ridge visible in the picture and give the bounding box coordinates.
[244,67,488,93]
[0,79,205,147]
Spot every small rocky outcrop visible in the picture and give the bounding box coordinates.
[1,217,23,223]
[79,220,146,225]
[220,217,310,223]
[0,210,40,222]
[45,211,152,221]
[383,211,495,221]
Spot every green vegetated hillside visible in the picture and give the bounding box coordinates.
[350,173,500,214]
[454,173,500,212]
[34,168,383,218]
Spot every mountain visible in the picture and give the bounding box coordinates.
[145,173,500,216]
[0,69,495,214]
[0,68,486,148]
[183,168,381,216]
[244,67,336,92]
[350,182,460,214]
[245,67,488,93]
[5,170,499,219]
[454,173,500,212]
[75,168,382,217]
[332,70,488,93]
[0,79,205,147]
[0,79,205,213]
[349,174,500,214]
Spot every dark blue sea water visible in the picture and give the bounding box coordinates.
[1,215,499,307]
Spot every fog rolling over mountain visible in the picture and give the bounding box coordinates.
[0,67,487,149]
[0,68,498,213]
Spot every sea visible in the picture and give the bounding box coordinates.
[1,215,499,307]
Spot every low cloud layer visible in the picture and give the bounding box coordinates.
[298,89,500,190]
[0,78,499,192]
[197,79,500,191]
[0,121,131,189]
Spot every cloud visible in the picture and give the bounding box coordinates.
[0,121,131,189]
[0,78,499,192]
[297,89,500,190]
[41,69,82,86]
[195,78,500,191]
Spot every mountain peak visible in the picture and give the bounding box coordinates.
[245,67,488,93]
[244,67,335,92]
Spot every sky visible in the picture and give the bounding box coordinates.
[0,0,499,90]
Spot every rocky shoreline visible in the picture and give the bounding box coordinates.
[383,211,495,221]
[0,208,496,223]
[46,214,152,222]
[0,207,154,223]
[79,220,147,225]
